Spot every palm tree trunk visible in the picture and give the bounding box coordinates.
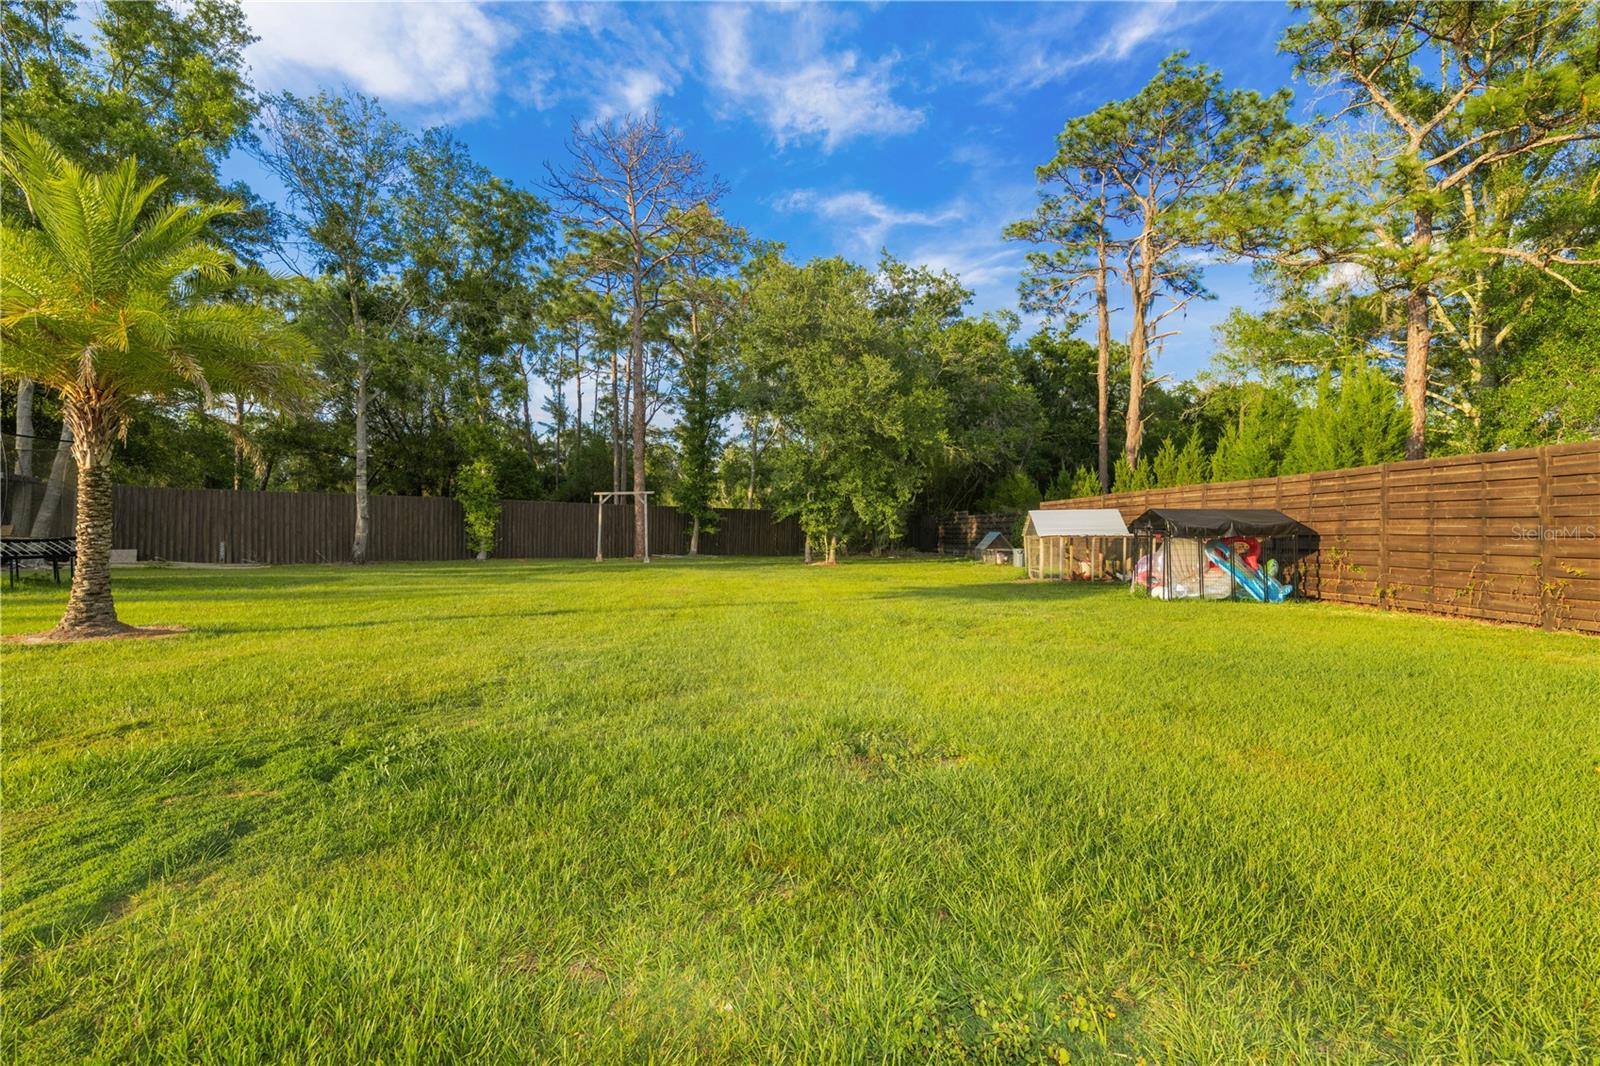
[53,428,126,637]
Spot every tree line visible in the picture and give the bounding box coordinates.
[2,1,1596,636]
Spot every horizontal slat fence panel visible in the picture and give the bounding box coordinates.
[93,485,802,565]
[1044,440,1599,635]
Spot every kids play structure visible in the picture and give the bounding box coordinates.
[1128,508,1313,603]
[1023,508,1131,581]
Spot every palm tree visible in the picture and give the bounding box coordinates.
[1,124,313,638]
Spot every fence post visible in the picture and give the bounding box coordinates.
[1378,464,1389,602]
[1538,449,1556,630]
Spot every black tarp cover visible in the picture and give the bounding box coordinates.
[1127,508,1312,538]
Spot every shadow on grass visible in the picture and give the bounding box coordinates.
[203,607,583,636]
[11,810,263,951]
[203,598,802,637]
[65,557,812,600]
[871,580,1131,603]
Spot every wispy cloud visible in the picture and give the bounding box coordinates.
[777,189,964,254]
[900,184,1038,312]
[776,184,1037,322]
[705,5,923,151]
[957,2,1217,98]
[515,4,684,121]
[243,2,511,120]
[597,69,674,121]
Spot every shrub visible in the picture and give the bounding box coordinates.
[457,456,499,559]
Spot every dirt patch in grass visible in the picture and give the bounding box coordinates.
[566,956,609,983]
[830,729,967,777]
[3,625,189,645]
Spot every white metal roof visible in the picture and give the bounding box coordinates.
[1026,508,1130,538]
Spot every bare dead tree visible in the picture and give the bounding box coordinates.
[547,113,726,559]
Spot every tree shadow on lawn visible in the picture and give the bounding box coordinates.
[871,580,1129,604]
[199,607,584,636]
[83,558,807,598]
[201,598,800,637]
[10,807,263,951]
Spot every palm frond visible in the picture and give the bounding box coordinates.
[0,123,318,418]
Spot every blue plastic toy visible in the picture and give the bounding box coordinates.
[1204,541,1293,602]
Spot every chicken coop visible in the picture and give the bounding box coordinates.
[972,530,1016,565]
[1023,509,1131,581]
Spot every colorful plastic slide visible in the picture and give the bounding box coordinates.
[1204,541,1293,602]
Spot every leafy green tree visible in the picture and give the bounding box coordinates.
[982,470,1041,512]
[549,114,726,559]
[455,455,499,560]
[537,263,614,486]
[396,128,552,497]
[661,209,750,553]
[1016,327,1124,492]
[0,0,262,242]
[1209,386,1299,483]
[259,91,408,563]
[742,257,946,562]
[1151,430,1210,487]
[0,125,311,637]
[1111,455,1153,493]
[1483,276,1600,446]
[1272,1,1600,458]
[920,312,1041,517]
[1281,364,1410,474]
[1008,119,1125,491]
[1064,466,1103,499]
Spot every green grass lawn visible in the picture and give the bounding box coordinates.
[4,558,1598,1064]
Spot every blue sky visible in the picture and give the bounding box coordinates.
[228,1,1304,381]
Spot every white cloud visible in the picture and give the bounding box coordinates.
[596,69,673,120]
[1316,261,1373,293]
[705,6,923,151]
[961,2,1216,97]
[778,189,964,253]
[776,184,1039,323]
[243,2,510,120]
[899,185,1039,314]
[516,4,682,121]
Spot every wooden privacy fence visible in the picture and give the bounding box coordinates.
[1045,440,1600,634]
[16,482,802,564]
